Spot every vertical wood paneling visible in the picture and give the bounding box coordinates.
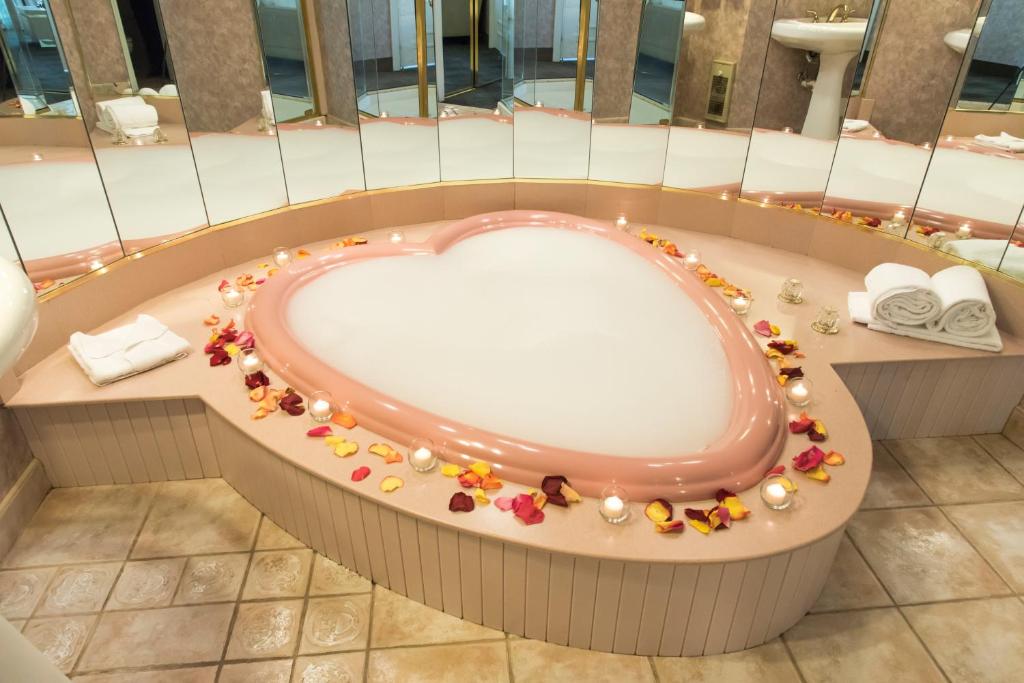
[436,526,462,616]
[635,563,674,655]
[841,363,866,399]
[873,362,913,439]
[611,562,649,654]
[359,499,389,586]
[919,362,961,437]
[326,485,357,570]
[766,546,811,639]
[567,556,599,649]
[126,401,168,481]
[480,538,504,630]
[103,403,148,483]
[524,549,551,641]
[502,544,527,635]
[417,522,444,610]
[852,364,881,420]
[887,361,929,438]
[50,405,97,485]
[725,557,769,652]
[681,564,724,655]
[66,405,113,485]
[19,408,75,486]
[378,507,407,595]
[164,400,204,479]
[545,553,574,645]
[295,469,325,554]
[144,401,186,480]
[184,399,220,477]
[907,362,944,437]
[862,365,895,435]
[973,359,1019,433]
[85,404,131,484]
[747,553,792,648]
[658,564,699,656]
[13,409,61,486]
[397,514,425,603]
[458,533,482,625]
[703,562,747,654]
[284,466,311,544]
[589,560,625,652]
[311,477,340,562]
[342,491,373,578]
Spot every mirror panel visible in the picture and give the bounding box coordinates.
[740,1,877,210]
[821,0,980,230]
[956,0,1023,111]
[1001,214,1023,281]
[661,1,777,198]
[435,0,513,181]
[514,0,599,179]
[255,0,366,203]
[908,0,1024,272]
[157,0,288,225]
[0,0,123,293]
[348,0,441,190]
[62,0,209,254]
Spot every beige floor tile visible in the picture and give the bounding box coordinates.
[848,508,1011,604]
[174,553,250,605]
[225,599,304,660]
[1004,406,1024,451]
[0,566,56,619]
[256,518,305,550]
[784,608,943,683]
[366,641,508,683]
[3,485,155,568]
[22,614,96,673]
[292,652,365,682]
[309,554,371,596]
[511,638,654,681]
[369,586,504,648]
[944,502,1024,592]
[107,558,186,611]
[299,594,371,654]
[860,443,931,509]
[905,597,1024,683]
[974,434,1024,484]
[242,549,313,600]
[77,604,233,672]
[132,480,260,559]
[810,535,891,613]
[72,666,218,682]
[220,659,293,683]
[36,563,121,616]
[9,619,26,631]
[884,437,1023,504]
[652,638,800,682]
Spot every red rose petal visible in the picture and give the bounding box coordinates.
[494,497,515,511]
[764,464,786,478]
[350,466,371,481]
[307,425,333,437]
[244,371,270,389]
[449,492,476,513]
[793,445,826,471]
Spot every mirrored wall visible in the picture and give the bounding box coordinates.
[2,0,1023,297]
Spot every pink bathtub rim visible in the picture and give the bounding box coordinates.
[247,211,787,502]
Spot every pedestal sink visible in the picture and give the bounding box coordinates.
[0,258,37,380]
[944,17,985,54]
[683,11,706,36]
[771,18,868,139]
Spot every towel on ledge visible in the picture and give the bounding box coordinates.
[95,96,147,134]
[107,102,159,137]
[925,265,996,337]
[68,314,191,386]
[158,84,178,97]
[864,263,942,327]
[260,89,276,124]
[974,131,1024,153]
[842,119,869,133]
[848,291,1003,352]
[943,238,1024,278]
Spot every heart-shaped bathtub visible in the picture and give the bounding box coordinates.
[248,211,785,501]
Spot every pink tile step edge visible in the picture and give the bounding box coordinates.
[247,210,787,501]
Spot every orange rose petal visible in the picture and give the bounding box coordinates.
[479,474,503,490]
[369,443,400,460]
[560,482,582,504]
[533,492,548,509]
[251,407,269,420]
[331,412,357,429]
[267,268,279,277]
[645,499,674,523]
[380,476,403,492]
[823,451,846,466]
[458,471,482,488]
[296,248,311,258]
[203,314,221,326]
[803,464,831,482]
[655,519,685,533]
[384,451,403,464]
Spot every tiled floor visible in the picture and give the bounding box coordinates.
[2,436,1024,682]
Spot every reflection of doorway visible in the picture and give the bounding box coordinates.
[438,0,502,108]
[552,0,597,63]
[111,0,173,92]
[0,0,76,112]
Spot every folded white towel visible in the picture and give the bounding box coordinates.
[107,102,159,137]
[260,89,276,124]
[866,320,1003,353]
[974,131,1024,153]
[864,263,942,326]
[95,96,147,134]
[843,118,869,133]
[68,314,191,386]
[925,265,996,337]
[137,87,159,96]
[158,84,178,96]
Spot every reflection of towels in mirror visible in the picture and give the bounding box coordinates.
[842,119,869,133]
[260,89,276,124]
[95,97,159,137]
[158,84,179,97]
[974,132,1024,153]
[944,239,1024,279]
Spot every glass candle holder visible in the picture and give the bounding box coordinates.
[237,348,263,376]
[811,305,840,335]
[272,247,292,268]
[387,230,405,244]
[682,250,701,271]
[614,216,629,232]
[785,377,813,407]
[778,278,804,304]
[729,295,752,316]
[408,437,438,473]
[220,284,244,308]
[598,485,630,524]
[956,223,973,239]
[760,474,794,510]
[308,391,334,423]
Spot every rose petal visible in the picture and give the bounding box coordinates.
[449,492,475,512]
[512,494,545,525]
[721,496,751,520]
[560,482,582,504]
[533,492,548,509]
[823,450,846,466]
[203,314,221,326]
[307,425,333,437]
[331,412,357,429]
[351,466,371,481]
[717,505,732,528]
[793,445,826,471]
[296,248,311,258]
[251,407,269,420]
[779,476,798,492]
[479,474,503,490]
[209,349,231,366]
[541,475,569,496]
[369,443,402,463]
[494,496,515,511]
[441,463,461,477]
[808,420,828,442]
[244,371,270,389]
[655,519,686,533]
[380,476,404,492]
[765,464,787,478]
[803,464,831,482]
[768,340,798,355]
[473,488,491,506]
[332,439,359,457]
[684,508,709,522]
[714,488,737,503]
[645,499,674,523]
[469,462,491,477]
[753,320,775,337]
[217,279,230,291]
[688,519,712,534]
[789,412,814,434]
[458,471,482,488]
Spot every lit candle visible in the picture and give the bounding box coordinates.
[601,495,624,518]
[785,378,813,407]
[309,391,333,422]
[238,348,263,375]
[957,224,973,239]
[31,153,43,162]
[220,285,244,308]
[615,216,629,232]
[730,295,752,316]
[764,482,787,505]
[380,110,390,118]
[893,210,906,224]
[598,485,630,524]
[408,438,438,472]
[683,250,701,271]
[272,247,292,268]
[387,230,405,244]
[89,259,104,271]
[760,475,794,510]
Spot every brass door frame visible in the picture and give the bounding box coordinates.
[414,0,430,117]
[574,0,591,112]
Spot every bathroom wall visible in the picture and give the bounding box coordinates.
[48,0,99,129]
[313,0,359,125]
[861,0,981,144]
[591,0,641,121]
[0,409,32,502]
[65,0,131,88]
[158,0,267,132]
[976,0,1024,66]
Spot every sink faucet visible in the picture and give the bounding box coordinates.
[826,4,855,22]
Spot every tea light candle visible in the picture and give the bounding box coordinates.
[957,223,973,239]
[811,305,840,335]
[893,210,906,224]
[238,348,263,375]
[220,284,244,308]
[683,250,701,271]
[778,277,804,304]
[408,437,438,472]
[31,153,43,161]
[309,391,334,422]
[272,247,292,268]
[598,485,630,524]
[387,230,405,244]
[615,216,629,232]
[760,475,794,510]
[785,378,813,407]
[730,295,752,316]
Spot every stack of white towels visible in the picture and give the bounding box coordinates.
[974,131,1024,153]
[68,314,191,386]
[848,263,1002,352]
[95,96,160,138]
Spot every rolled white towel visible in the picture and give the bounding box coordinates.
[847,291,872,325]
[95,96,147,134]
[974,131,1024,153]
[864,263,942,327]
[925,265,996,337]
[137,87,159,96]
[260,88,276,124]
[68,314,191,386]
[108,102,159,137]
[158,84,179,96]
[843,118,869,133]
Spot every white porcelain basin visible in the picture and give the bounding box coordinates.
[0,258,38,377]
[683,11,706,36]
[771,17,867,54]
[944,17,985,54]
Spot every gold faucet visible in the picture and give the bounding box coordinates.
[826,4,855,22]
